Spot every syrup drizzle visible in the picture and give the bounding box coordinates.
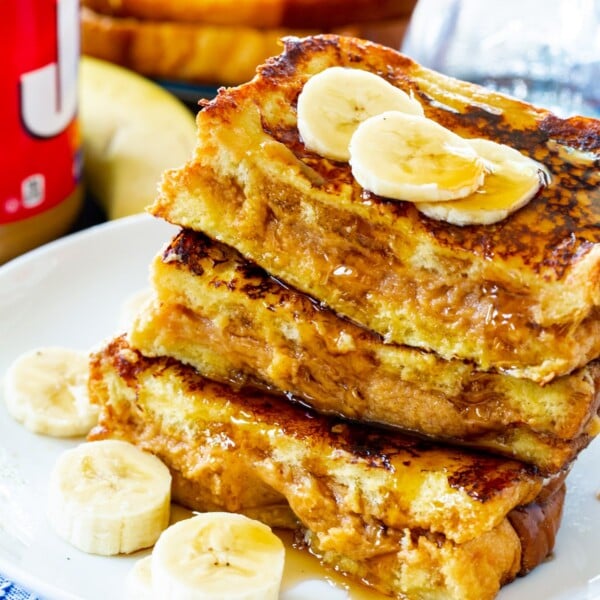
[168,506,390,598]
[277,529,390,599]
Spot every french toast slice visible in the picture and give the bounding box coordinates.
[129,229,600,473]
[152,34,600,383]
[89,336,565,600]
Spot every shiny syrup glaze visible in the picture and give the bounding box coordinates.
[159,503,560,598]
[105,336,538,505]
[97,340,565,593]
[277,529,390,599]
[166,505,386,597]
[161,484,566,595]
[163,229,352,324]
[143,499,562,598]
[160,229,600,465]
[252,35,600,279]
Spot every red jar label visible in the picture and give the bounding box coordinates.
[1,0,82,225]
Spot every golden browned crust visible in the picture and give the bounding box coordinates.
[152,34,600,382]
[81,0,417,29]
[90,339,545,544]
[129,230,600,473]
[508,482,565,576]
[309,481,566,593]
[88,335,565,600]
[312,483,566,595]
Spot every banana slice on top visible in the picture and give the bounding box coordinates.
[349,111,487,202]
[47,440,171,556]
[297,66,424,161]
[151,512,285,600]
[415,138,545,226]
[3,347,98,437]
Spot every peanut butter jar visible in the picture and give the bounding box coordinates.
[1,0,83,264]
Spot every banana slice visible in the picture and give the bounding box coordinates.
[349,111,487,202]
[151,512,285,600]
[297,66,424,161]
[47,440,171,556]
[3,347,98,437]
[126,556,154,600]
[415,138,545,226]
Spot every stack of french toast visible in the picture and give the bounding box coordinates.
[88,35,600,599]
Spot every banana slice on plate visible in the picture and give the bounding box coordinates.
[47,440,171,556]
[415,137,545,226]
[297,66,424,161]
[349,111,487,202]
[126,556,154,600]
[3,347,97,437]
[151,512,285,600]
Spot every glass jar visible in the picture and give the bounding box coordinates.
[1,0,83,264]
[402,0,600,118]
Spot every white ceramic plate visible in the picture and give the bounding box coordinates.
[0,215,599,600]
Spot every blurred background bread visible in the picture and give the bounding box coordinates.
[81,0,417,87]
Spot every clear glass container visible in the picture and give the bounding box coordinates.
[402,0,600,118]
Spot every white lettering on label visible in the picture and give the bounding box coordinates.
[20,0,79,138]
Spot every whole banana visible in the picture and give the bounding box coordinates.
[79,57,197,220]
